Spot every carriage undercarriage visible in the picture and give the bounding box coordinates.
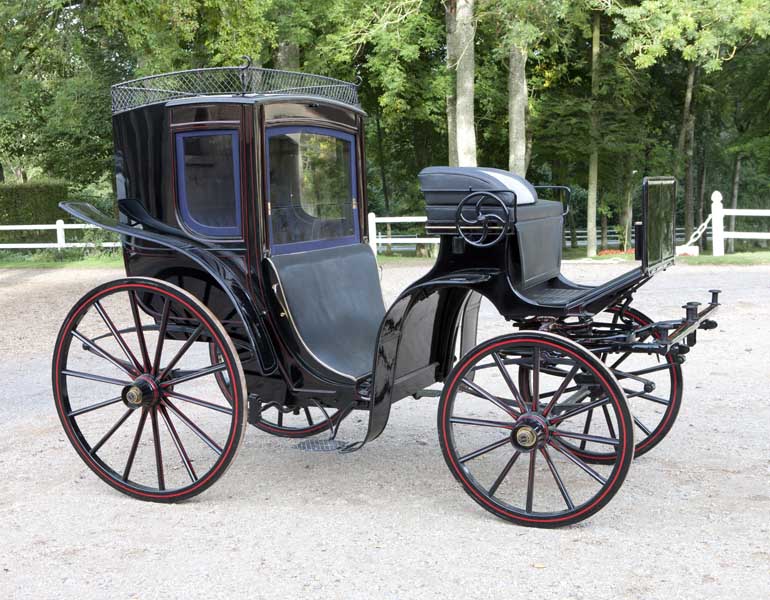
[52,65,720,528]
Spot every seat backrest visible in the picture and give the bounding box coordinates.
[514,211,563,289]
[268,243,385,380]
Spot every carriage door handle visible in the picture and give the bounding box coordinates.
[272,284,288,318]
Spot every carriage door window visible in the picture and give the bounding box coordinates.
[267,126,359,254]
[175,130,241,238]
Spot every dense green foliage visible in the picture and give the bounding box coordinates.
[0,0,768,246]
[0,179,68,222]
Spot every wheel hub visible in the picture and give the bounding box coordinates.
[511,414,548,452]
[122,374,160,409]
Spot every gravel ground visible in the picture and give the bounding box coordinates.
[1,261,769,600]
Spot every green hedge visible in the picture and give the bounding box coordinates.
[0,179,69,224]
[0,180,70,245]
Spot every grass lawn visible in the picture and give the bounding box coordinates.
[0,251,123,269]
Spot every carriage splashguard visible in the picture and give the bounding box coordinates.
[53,65,720,528]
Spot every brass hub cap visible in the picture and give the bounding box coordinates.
[122,374,160,409]
[511,414,548,452]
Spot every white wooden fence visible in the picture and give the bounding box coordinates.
[710,191,770,256]
[368,212,709,254]
[0,219,119,250]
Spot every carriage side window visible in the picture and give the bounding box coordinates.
[175,130,241,238]
[267,126,359,254]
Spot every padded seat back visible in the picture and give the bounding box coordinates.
[514,211,563,288]
[268,244,385,380]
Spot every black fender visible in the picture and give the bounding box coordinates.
[344,273,493,451]
[59,201,277,375]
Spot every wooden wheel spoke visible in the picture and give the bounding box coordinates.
[541,448,575,510]
[71,330,137,377]
[488,451,520,496]
[549,440,607,485]
[634,416,652,436]
[67,396,122,417]
[552,429,620,446]
[164,400,222,455]
[128,290,152,371]
[542,365,580,416]
[525,451,536,513]
[491,352,527,412]
[164,391,233,415]
[450,416,515,430]
[94,300,142,372]
[150,408,165,491]
[458,437,510,464]
[123,408,149,481]
[549,396,610,425]
[531,347,541,412]
[459,377,520,420]
[162,362,228,387]
[158,324,204,381]
[152,297,171,375]
[63,369,131,387]
[159,405,197,483]
[90,409,134,456]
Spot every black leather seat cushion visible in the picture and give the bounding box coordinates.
[269,244,385,380]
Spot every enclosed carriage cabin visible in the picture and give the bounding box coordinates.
[107,66,651,406]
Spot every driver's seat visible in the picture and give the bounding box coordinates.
[267,244,385,381]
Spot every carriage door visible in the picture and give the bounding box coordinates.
[266,126,359,254]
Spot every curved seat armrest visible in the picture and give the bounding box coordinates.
[118,198,184,237]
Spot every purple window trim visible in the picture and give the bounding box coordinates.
[266,126,359,255]
[175,129,242,239]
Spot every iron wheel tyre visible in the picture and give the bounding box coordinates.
[53,277,247,502]
[438,331,634,528]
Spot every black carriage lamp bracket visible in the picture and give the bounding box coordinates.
[239,56,253,95]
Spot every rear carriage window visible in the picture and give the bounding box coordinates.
[267,127,359,254]
[175,130,241,238]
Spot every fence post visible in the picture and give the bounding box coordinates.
[55,219,66,251]
[367,212,378,257]
[711,191,724,257]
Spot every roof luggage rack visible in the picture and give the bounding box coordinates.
[111,65,360,114]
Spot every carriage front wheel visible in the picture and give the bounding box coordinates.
[52,277,247,501]
[438,331,634,527]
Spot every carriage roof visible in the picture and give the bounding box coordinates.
[110,66,362,115]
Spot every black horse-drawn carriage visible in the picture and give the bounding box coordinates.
[53,65,719,527]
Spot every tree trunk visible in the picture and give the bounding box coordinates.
[508,44,528,176]
[374,110,391,214]
[684,114,696,238]
[13,167,27,183]
[677,62,696,163]
[586,10,601,257]
[276,41,300,70]
[0,161,4,183]
[445,2,458,166]
[454,0,477,167]
[600,212,608,250]
[727,154,742,254]
[697,146,707,250]
[620,184,633,251]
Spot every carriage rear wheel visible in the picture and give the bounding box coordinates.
[53,277,247,501]
[438,332,634,527]
[208,343,348,438]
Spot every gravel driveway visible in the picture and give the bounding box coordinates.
[1,261,769,599]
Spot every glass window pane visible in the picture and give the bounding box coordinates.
[268,129,357,252]
[177,132,240,236]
